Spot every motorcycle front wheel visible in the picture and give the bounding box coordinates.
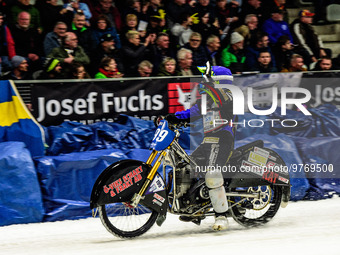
[99,202,158,238]
[229,185,282,227]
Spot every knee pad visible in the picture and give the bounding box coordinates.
[205,170,223,189]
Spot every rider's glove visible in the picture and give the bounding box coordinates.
[165,114,182,125]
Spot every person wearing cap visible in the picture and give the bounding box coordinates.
[1,55,31,80]
[220,32,246,73]
[291,9,331,66]
[89,33,123,76]
[35,58,64,79]
[262,8,293,45]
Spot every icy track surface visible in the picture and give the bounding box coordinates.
[1,197,340,255]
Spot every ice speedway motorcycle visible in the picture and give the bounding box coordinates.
[90,119,291,238]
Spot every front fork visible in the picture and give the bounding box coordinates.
[130,150,167,207]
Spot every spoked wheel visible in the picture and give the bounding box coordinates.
[98,202,158,238]
[229,185,282,227]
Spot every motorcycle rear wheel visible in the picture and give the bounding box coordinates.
[99,202,158,238]
[230,185,282,227]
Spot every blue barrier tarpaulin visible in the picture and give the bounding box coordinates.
[0,142,44,226]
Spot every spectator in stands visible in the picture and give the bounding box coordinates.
[146,0,163,20]
[89,33,123,76]
[121,0,148,23]
[183,32,207,67]
[171,12,193,47]
[221,32,246,73]
[215,0,239,31]
[90,0,122,32]
[262,8,293,45]
[47,32,90,70]
[120,30,153,77]
[149,32,175,75]
[205,34,221,66]
[137,60,153,77]
[193,0,215,22]
[234,14,259,47]
[147,12,167,35]
[35,58,65,79]
[1,55,32,80]
[62,0,92,26]
[312,56,333,71]
[0,12,16,74]
[70,10,94,54]
[262,0,288,23]
[177,48,194,76]
[68,61,91,78]
[10,11,43,71]
[272,35,296,71]
[165,0,193,27]
[250,49,277,72]
[95,56,123,78]
[92,14,121,49]
[291,10,331,66]
[191,11,221,47]
[44,22,68,56]
[158,57,180,76]
[239,0,265,26]
[9,0,41,31]
[281,53,307,72]
[0,0,9,16]
[39,0,73,35]
[245,32,276,70]
[120,14,138,45]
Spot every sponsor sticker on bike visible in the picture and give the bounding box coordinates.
[254,147,270,158]
[278,176,289,184]
[248,151,268,166]
[152,199,163,207]
[103,166,143,197]
[153,193,165,203]
[241,160,263,176]
[203,137,219,144]
[146,175,165,195]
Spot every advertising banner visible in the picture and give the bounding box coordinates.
[31,79,170,126]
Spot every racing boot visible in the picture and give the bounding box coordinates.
[212,213,229,231]
[179,215,205,225]
[206,170,229,231]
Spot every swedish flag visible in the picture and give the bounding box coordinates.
[0,80,44,157]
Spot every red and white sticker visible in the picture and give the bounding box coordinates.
[153,193,165,203]
[278,176,289,184]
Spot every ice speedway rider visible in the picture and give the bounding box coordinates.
[162,62,237,231]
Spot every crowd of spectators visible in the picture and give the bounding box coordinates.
[0,0,338,81]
